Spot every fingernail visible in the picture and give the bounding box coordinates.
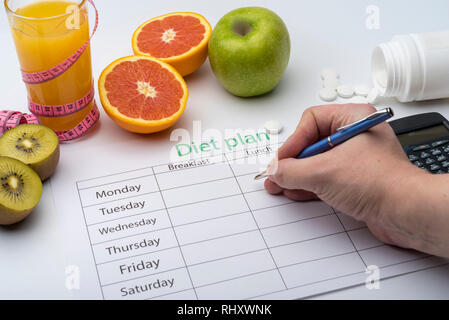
[266,158,278,176]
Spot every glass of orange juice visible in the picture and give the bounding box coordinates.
[4,0,95,133]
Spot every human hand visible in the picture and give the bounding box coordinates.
[264,104,443,255]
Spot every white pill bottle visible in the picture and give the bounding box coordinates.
[371,30,449,102]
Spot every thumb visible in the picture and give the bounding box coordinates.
[268,155,329,192]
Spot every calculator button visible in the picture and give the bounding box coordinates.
[443,146,449,153]
[413,145,431,152]
[430,149,442,156]
[436,170,446,175]
[425,158,435,165]
[431,140,449,147]
[437,155,447,162]
[442,161,449,168]
[430,164,441,171]
[408,154,419,161]
[414,161,424,168]
[420,152,431,159]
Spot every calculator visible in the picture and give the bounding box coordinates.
[389,112,449,174]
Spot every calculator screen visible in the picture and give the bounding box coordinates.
[397,124,449,146]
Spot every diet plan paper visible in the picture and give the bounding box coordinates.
[49,135,448,300]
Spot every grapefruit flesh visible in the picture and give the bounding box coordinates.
[98,56,188,134]
[132,13,212,76]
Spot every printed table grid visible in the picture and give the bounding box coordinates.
[76,143,444,300]
[151,166,199,299]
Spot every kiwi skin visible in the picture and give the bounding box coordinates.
[0,157,43,225]
[31,144,60,181]
[0,205,34,226]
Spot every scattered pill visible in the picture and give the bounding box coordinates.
[337,85,355,99]
[319,87,338,102]
[264,120,283,135]
[354,85,371,97]
[321,68,339,80]
[322,78,340,89]
[367,87,379,104]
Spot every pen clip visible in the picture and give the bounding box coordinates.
[336,108,393,131]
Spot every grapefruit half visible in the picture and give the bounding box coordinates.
[132,12,212,76]
[98,56,188,134]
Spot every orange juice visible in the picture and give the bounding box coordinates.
[6,0,93,132]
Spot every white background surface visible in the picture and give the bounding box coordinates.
[0,0,449,299]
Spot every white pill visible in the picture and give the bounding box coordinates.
[319,87,338,102]
[322,78,340,89]
[354,85,371,97]
[367,87,379,104]
[264,120,283,135]
[336,85,354,99]
[321,68,339,80]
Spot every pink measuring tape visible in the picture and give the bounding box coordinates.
[0,0,100,142]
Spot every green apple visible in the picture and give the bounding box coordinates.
[208,7,291,97]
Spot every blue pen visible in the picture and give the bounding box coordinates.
[254,107,394,180]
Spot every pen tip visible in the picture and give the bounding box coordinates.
[254,170,268,181]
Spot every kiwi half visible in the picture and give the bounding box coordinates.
[0,124,60,181]
[0,157,42,225]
